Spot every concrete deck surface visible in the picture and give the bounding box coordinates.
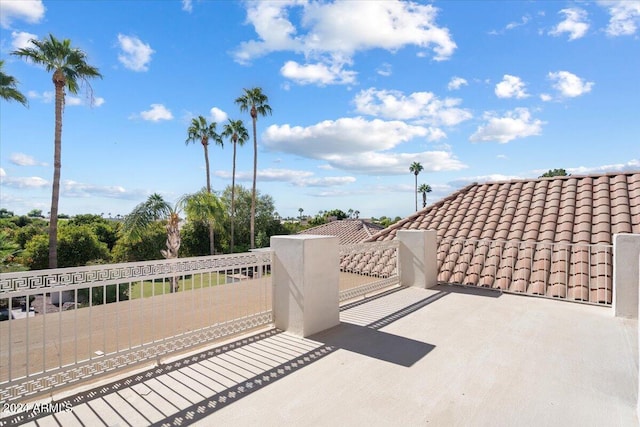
[2,284,637,427]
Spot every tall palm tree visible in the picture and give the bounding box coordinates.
[418,183,432,209]
[221,119,249,253]
[186,115,223,255]
[235,87,272,249]
[0,60,28,106]
[409,162,424,212]
[13,34,102,268]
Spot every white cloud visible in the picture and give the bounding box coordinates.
[209,107,228,123]
[214,168,355,187]
[235,1,455,85]
[598,0,640,36]
[0,0,45,28]
[264,117,430,157]
[447,76,468,91]
[497,154,508,160]
[11,31,37,50]
[565,159,640,175]
[353,88,472,127]
[470,108,544,143]
[263,117,467,174]
[495,75,529,99]
[135,104,173,122]
[299,176,356,187]
[182,0,193,12]
[280,60,357,85]
[489,15,530,35]
[10,153,46,166]
[62,180,147,199]
[324,150,467,175]
[117,34,154,72]
[548,71,593,98]
[549,8,589,40]
[540,93,553,102]
[506,15,530,30]
[376,63,392,77]
[0,169,48,188]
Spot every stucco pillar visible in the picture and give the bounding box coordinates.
[397,230,438,289]
[271,235,340,337]
[613,233,640,318]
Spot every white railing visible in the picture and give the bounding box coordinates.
[436,238,613,305]
[338,241,400,302]
[0,252,273,402]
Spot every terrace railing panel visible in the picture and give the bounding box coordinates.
[0,252,273,402]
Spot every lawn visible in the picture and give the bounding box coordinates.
[128,272,228,299]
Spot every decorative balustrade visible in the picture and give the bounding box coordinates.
[338,240,400,302]
[0,252,273,402]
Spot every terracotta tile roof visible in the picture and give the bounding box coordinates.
[362,172,640,304]
[298,219,385,244]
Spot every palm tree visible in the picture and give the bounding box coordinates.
[418,184,432,209]
[221,119,249,253]
[298,208,304,221]
[121,193,181,292]
[0,60,28,106]
[121,191,223,291]
[13,34,102,268]
[235,87,272,249]
[409,162,424,211]
[186,115,223,255]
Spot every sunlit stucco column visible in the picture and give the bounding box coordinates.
[271,235,340,338]
[613,233,640,318]
[397,230,437,289]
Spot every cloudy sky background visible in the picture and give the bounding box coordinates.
[0,0,638,219]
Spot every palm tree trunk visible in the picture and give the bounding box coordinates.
[231,141,237,253]
[250,114,257,249]
[203,143,215,255]
[422,192,427,209]
[49,75,65,268]
[162,214,181,292]
[414,174,418,212]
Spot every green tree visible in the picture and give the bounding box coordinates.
[540,168,569,178]
[13,34,102,268]
[186,116,223,254]
[325,209,348,220]
[0,232,24,272]
[0,59,27,106]
[0,208,14,218]
[235,87,272,249]
[220,185,285,251]
[23,224,110,270]
[68,214,118,250]
[221,118,249,253]
[409,162,424,211]
[182,189,226,255]
[27,209,44,218]
[111,222,166,262]
[418,183,432,209]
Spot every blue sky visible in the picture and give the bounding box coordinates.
[1,0,639,220]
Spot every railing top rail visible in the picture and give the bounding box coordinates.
[436,237,613,250]
[0,251,272,294]
[339,240,399,255]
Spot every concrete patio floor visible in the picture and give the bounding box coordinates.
[2,284,637,427]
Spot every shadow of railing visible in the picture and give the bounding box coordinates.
[1,287,442,427]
